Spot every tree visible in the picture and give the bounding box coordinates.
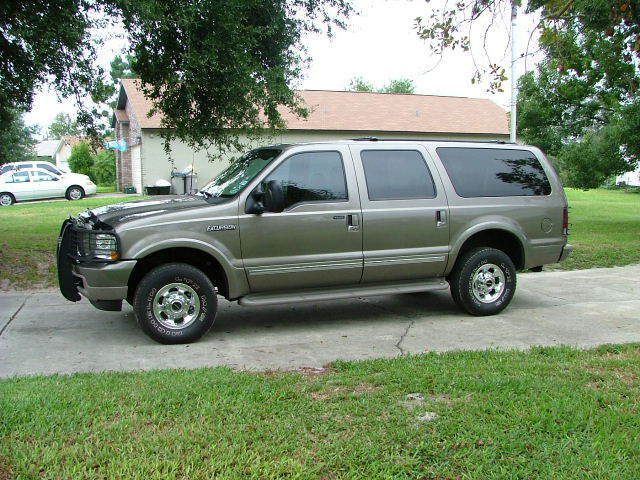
[1,0,352,153]
[48,113,80,139]
[415,0,640,188]
[348,76,375,92]
[0,110,37,165]
[91,150,116,186]
[109,54,138,86]
[67,142,94,179]
[379,78,415,94]
[347,77,415,94]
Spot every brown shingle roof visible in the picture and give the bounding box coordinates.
[118,78,508,135]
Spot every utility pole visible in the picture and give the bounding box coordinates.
[510,0,518,143]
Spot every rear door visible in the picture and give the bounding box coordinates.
[350,143,450,283]
[9,171,33,200]
[239,145,363,292]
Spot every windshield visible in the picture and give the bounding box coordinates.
[200,148,282,198]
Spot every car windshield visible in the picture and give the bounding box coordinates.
[199,148,282,198]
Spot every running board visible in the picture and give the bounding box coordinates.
[238,278,449,306]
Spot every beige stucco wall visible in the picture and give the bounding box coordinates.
[139,129,509,191]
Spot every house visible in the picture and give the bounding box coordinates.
[53,136,82,171]
[616,165,640,187]
[34,140,59,163]
[111,78,509,193]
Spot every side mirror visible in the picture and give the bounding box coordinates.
[245,185,265,215]
[52,177,60,181]
[263,180,285,213]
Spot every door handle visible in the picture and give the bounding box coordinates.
[347,213,360,232]
[436,209,447,228]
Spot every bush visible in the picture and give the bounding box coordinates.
[91,150,116,186]
[67,142,94,180]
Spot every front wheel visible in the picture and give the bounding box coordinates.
[66,186,85,200]
[449,247,516,316]
[133,263,218,344]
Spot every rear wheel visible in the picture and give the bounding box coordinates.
[0,193,15,206]
[66,186,84,200]
[133,263,218,344]
[449,247,516,316]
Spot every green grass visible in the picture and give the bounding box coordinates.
[0,188,638,290]
[557,188,640,270]
[0,196,140,289]
[96,184,117,194]
[1,344,639,479]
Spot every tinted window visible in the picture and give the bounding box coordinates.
[0,165,13,175]
[12,171,30,183]
[437,147,551,197]
[37,163,60,175]
[265,151,347,210]
[360,150,436,200]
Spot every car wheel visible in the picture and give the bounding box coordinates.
[66,186,85,200]
[449,247,516,316]
[0,193,15,206]
[133,263,218,344]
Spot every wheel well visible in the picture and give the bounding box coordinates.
[127,247,229,303]
[454,229,525,271]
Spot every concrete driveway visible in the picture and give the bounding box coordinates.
[1,264,639,378]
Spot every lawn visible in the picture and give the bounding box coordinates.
[0,196,139,290]
[1,344,639,478]
[0,188,638,290]
[552,187,640,270]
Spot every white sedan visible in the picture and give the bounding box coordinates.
[0,168,97,206]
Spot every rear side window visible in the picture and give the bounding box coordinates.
[12,171,30,183]
[437,147,551,197]
[265,151,348,210]
[360,150,436,200]
[37,163,60,175]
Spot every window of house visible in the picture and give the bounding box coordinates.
[265,151,348,210]
[360,150,436,200]
[437,147,552,197]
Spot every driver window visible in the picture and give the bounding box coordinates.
[264,151,347,210]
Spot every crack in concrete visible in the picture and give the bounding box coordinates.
[0,295,30,337]
[395,319,415,356]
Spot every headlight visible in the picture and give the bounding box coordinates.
[78,232,120,261]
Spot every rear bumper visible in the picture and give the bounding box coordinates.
[558,243,573,262]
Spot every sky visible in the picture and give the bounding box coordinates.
[24,0,541,135]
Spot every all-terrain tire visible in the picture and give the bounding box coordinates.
[449,247,516,316]
[133,263,218,344]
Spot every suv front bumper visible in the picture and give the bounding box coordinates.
[57,218,135,304]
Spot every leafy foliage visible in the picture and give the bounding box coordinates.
[91,150,116,186]
[1,0,352,156]
[348,76,375,92]
[67,142,94,179]
[516,3,640,188]
[0,110,36,165]
[47,113,80,140]
[347,77,415,94]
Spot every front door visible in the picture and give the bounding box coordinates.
[239,146,363,292]
[30,170,65,198]
[349,144,450,283]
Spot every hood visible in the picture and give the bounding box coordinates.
[81,195,220,228]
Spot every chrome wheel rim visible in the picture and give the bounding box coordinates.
[69,188,82,200]
[471,263,506,303]
[152,283,201,330]
[0,194,12,206]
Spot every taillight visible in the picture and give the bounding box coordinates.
[562,206,569,236]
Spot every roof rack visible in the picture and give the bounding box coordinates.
[351,137,514,145]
